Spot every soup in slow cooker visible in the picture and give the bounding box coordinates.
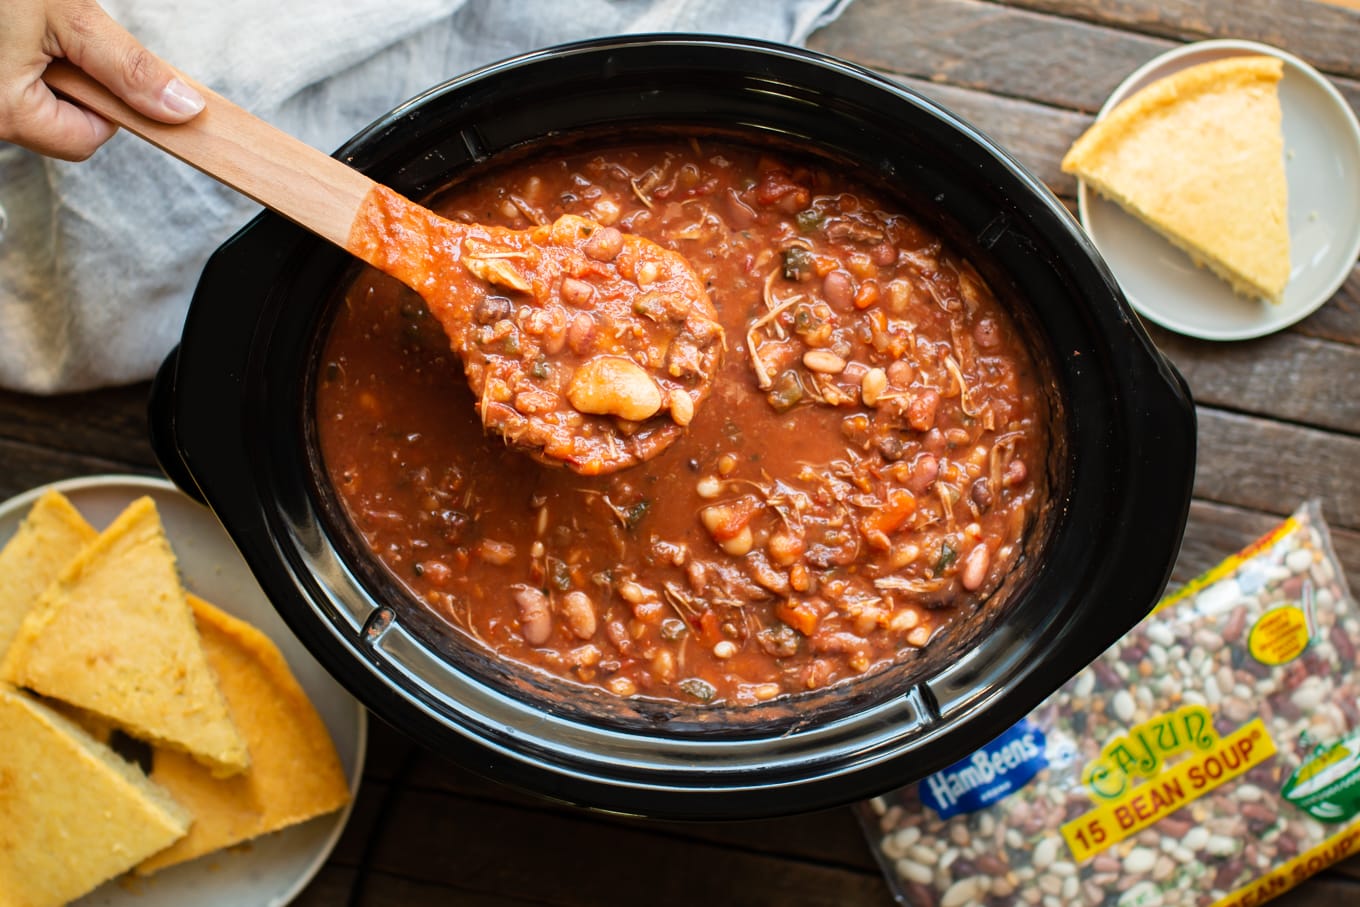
[315,137,1051,706]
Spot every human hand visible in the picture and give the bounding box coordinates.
[0,0,204,160]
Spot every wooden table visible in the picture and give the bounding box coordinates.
[4,1,1359,904]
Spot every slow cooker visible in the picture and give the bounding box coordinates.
[148,35,1196,819]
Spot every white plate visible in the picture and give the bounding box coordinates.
[1077,39,1360,341]
[0,474,367,907]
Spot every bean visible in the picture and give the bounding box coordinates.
[767,530,806,567]
[906,453,939,493]
[566,355,663,421]
[887,358,913,386]
[669,389,695,426]
[561,590,597,640]
[567,312,596,354]
[589,197,621,226]
[695,476,723,499]
[560,276,595,307]
[803,349,847,374]
[907,388,940,432]
[513,585,553,645]
[478,539,516,565]
[960,543,990,591]
[617,581,652,605]
[823,270,855,310]
[473,294,512,324]
[583,225,623,261]
[721,526,754,557]
[861,367,888,406]
[973,316,1002,349]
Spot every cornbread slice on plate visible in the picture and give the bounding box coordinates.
[0,490,97,658]
[0,496,250,776]
[138,595,351,875]
[0,684,190,907]
[1062,55,1290,304]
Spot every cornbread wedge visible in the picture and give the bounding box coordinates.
[1062,55,1290,304]
[0,497,250,776]
[0,684,190,907]
[138,595,350,874]
[0,490,97,658]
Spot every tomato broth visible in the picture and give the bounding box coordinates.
[315,137,1052,707]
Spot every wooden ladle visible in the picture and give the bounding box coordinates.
[43,61,724,476]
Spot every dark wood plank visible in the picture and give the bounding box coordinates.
[1193,407,1360,530]
[327,780,391,867]
[1293,266,1360,346]
[350,870,545,907]
[810,0,1174,112]
[1002,0,1360,80]
[364,788,894,907]
[0,439,155,502]
[1273,874,1360,906]
[0,383,153,467]
[1149,327,1360,432]
[402,748,881,872]
[358,716,420,783]
[816,0,1360,114]
[293,865,360,907]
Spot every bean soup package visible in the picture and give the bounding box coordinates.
[860,501,1360,907]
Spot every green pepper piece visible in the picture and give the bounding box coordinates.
[782,246,815,281]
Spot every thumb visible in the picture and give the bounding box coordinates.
[54,1,204,123]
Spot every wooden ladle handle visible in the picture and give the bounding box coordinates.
[42,60,374,251]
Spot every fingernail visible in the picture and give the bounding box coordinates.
[161,78,205,116]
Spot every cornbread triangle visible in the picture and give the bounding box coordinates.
[0,497,250,776]
[0,684,190,907]
[138,595,350,874]
[1062,55,1290,303]
[0,490,98,658]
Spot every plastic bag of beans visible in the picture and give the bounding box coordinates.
[860,500,1360,907]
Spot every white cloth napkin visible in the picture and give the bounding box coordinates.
[0,0,851,393]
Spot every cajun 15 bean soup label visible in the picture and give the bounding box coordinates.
[861,501,1360,907]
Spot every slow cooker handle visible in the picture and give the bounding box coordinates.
[147,346,207,504]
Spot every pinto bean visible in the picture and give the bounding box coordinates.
[561,590,598,640]
[513,585,553,645]
[560,276,596,307]
[583,225,624,261]
[567,312,596,354]
[960,543,990,591]
[906,453,939,493]
[887,359,914,387]
[823,270,855,310]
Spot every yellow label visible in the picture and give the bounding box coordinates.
[1247,604,1310,665]
[1154,516,1299,614]
[1208,820,1360,907]
[1062,719,1276,862]
[1082,704,1217,800]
